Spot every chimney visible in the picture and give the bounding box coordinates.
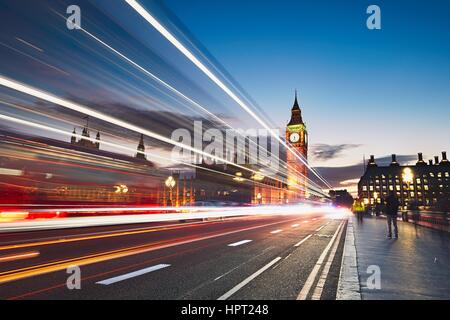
[368,155,377,167]
[416,152,426,166]
[441,151,449,165]
[390,154,399,166]
[429,159,433,166]
[434,156,439,165]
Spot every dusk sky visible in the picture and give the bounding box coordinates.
[0,0,449,193]
[162,0,450,167]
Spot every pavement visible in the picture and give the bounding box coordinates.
[352,215,450,300]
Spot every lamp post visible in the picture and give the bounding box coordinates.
[256,192,262,205]
[165,176,176,207]
[402,167,414,220]
[373,192,379,216]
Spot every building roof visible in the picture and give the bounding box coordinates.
[288,91,304,126]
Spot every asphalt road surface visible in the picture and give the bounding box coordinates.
[0,211,348,300]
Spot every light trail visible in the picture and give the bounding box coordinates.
[0,205,350,233]
[0,112,309,197]
[0,79,327,197]
[50,9,326,194]
[0,216,305,284]
[124,0,333,189]
[0,251,40,263]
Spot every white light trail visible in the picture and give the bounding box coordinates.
[49,8,325,194]
[0,76,327,197]
[0,205,352,233]
[0,112,322,198]
[124,0,332,189]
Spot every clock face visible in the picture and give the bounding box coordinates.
[289,132,300,143]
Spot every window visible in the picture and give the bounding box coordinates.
[363,186,367,191]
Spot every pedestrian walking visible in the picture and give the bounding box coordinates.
[385,192,400,239]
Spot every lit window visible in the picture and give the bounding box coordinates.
[370,186,374,191]
[389,185,394,191]
[438,172,442,178]
[363,186,367,191]
[445,172,449,177]
[424,185,429,190]
[396,185,401,191]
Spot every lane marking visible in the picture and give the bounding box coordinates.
[336,219,361,300]
[315,225,325,232]
[213,248,272,282]
[217,257,281,300]
[228,240,252,247]
[291,224,300,228]
[96,264,170,285]
[0,217,300,284]
[297,220,344,300]
[294,234,313,247]
[311,222,346,300]
[0,220,226,251]
[270,229,282,234]
[303,220,309,223]
[0,251,39,263]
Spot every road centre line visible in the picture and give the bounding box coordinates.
[217,257,282,300]
[297,220,345,300]
[96,264,170,285]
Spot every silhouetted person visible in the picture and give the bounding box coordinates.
[385,193,399,239]
[375,202,382,217]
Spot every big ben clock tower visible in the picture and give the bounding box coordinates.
[285,91,308,200]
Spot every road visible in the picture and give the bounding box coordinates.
[0,211,348,300]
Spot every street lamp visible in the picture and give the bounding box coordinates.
[233,172,245,182]
[256,192,262,205]
[402,167,414,212]
[165,176,176,206]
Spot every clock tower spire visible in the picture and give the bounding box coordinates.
[285,91,308,201]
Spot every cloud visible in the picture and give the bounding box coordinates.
[313,154,419,193]
[311,143,361,161]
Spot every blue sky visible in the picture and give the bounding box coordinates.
[0,0,449,192]
[163,0,450,168]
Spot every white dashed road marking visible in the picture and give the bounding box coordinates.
[96,264,170,285]
[228,240,252,247]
